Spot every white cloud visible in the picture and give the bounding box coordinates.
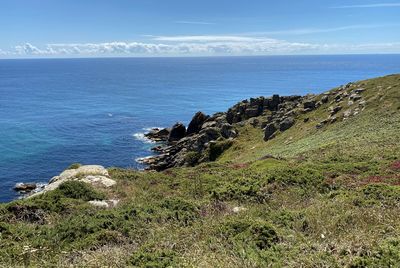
[332,3,400,8]
[15,43,45,55]
[2,37,400,58]
[174,21,215,25]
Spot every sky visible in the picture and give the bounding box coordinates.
[0,0,399,58]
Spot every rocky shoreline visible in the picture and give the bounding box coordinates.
[14,83,367,197]
[140,83,367,171]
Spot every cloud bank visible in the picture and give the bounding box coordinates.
[2,36,400,58]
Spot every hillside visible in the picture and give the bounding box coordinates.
[1,74,400,267]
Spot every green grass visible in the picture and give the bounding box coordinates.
[0,74,400,267]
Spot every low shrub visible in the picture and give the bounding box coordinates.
[160,197,200,226]
[220,218,279,250]
[184,151,201,166]
[349,239,400,268]
[129,247,177,268]
[357,183,400,207]
[211,177,265,202]
[208,139,233,161]
[57,181,106,201]
[267,166,324,187]
[67,163,82,169]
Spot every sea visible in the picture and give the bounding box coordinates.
[1,54,400,202]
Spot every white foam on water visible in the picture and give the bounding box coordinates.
[135,155,154,163]
[133,127,164,144]
[133,132,155,144]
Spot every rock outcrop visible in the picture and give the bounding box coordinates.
[14,183,37,193]
[140,110,237,170]
[141,83,368,171]
[145,128,170,142]
[168,123,186,142]
[29,165,116,198]
[186,111,209,135]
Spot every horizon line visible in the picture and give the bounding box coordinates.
[1,52,400,61]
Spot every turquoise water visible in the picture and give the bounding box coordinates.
[1,55,400,202]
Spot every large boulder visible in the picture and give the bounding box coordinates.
[303,100,316,110]
[279,117,295,131]
[187,111,209,135]
[244,107,260,118]
[14,183,37,193]
[265,94,280,111]
[29,165,115,198]
[220,123,238,138]
[145,128,170,142]
[264,123,277,141]
[168,123,186,142]
[272,95,281,109]
[199,127,221,140]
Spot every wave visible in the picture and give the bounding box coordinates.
[135,155,153,163]
[16,182,48,199]
[132,132,155,144]
[133,127,163,144]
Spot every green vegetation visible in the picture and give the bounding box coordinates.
[67,163,82,169]
[1,74,400,267]
[57,181,106,201]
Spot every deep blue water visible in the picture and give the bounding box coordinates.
[1,55,400,202]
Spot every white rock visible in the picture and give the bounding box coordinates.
[232,206,247,213]
[80,175,116,187]
[88,200,109,208]
[28,165,115,198]
[88,199,119,208]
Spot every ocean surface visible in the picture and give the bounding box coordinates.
[1,55,400,202]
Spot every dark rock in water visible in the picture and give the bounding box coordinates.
[279,117,295,131]
[151,145,164,152]
[14,183,37,192]
[264,123,277,141]
[168,123,186,142]
[145,128,170,142]
[187,111,209,136]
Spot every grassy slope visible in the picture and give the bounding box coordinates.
[1,74,400,267]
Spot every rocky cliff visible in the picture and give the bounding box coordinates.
[141,81,367,170]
